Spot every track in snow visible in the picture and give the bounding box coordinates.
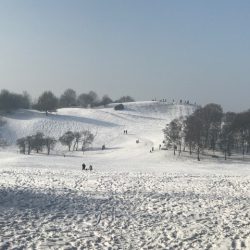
[0,168,249,249]
[0,102,250,249]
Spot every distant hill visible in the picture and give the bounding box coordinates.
[1,101,197,148]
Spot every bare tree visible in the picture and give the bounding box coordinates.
[0,89,31,112]
[17,137,26,154]
[88,91,99,107]
[184,113,204,161]
[81,130,94,152]
[59,131,75,151]
[35,91,58,115]
[200,103,223,148]
[163,118,183,155]
[16,135,33,155]
[17,133,56,155]
[0,117,7,148]
[100,95,113,107]
[231,110,250,158]
[115,96,135,103]
[77,91,99,108]
[73,131,82,151]
[0,117,6,127]
[26,136,33,155]
[59,89,76,107]
[32,132,45,153]
[44,136,57,155]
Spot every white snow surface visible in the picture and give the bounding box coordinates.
[0,102,249,250]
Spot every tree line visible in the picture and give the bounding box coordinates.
[16,130,95,155]
[0,88,135,114]
[163,103,250,161]
[0,90,30,112]
[0,116,7,147]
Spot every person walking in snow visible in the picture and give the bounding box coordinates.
[82,163,86,170]
[89,165,93,171]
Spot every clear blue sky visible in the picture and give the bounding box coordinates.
[0,0,250,111]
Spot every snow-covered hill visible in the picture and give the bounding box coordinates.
[2,101,195,147]
[1,101,250,249]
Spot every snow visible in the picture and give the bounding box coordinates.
[0,101,249,249]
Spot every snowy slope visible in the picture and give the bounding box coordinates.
[2,101,194,147]
[0,102,250,249]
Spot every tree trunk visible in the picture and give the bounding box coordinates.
[73,141,77,151]
[227,144,231,157]
[197,147,200,161]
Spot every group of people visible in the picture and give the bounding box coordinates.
[159,99,167,102]
[154,98,195,105]
[149,146,154,153]
[149,144,162,153]
[82,163,93,171]
[123,130,128,134]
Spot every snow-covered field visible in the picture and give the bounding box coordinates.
[0,102,249,249]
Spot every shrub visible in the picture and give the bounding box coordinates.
[114,104,124,110]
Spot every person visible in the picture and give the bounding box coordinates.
[89,165,93,171]
[82,163,86,170]
[152,147,154,152]
[102,145,105,150]
[159,144,161,150]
